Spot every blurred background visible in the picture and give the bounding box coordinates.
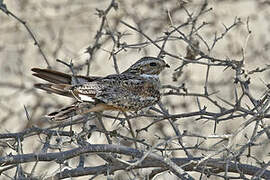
[1,0,270,179]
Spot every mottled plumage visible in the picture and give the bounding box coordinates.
[32,56,169,121]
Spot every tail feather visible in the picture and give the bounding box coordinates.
[32,68,100,85]
[32,68,101,98]
[46,102,95,121]
[32,68,102,121]
[34,83,73,97]
[46,105,78,121]
[32,68,72,84]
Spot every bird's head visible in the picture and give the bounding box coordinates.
[123,57,170,75]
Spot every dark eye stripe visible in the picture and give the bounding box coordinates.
[149,62,157,66]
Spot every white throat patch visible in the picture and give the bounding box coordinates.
[140,74,159,79]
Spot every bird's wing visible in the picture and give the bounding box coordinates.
[73,74,160,111]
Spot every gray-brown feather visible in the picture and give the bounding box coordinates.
[32,68,100,85]
[73,73,161,111]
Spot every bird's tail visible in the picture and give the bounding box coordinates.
[34,83,73,97]
[32,68,99,97]
[46,102,95,122]
[32,68,74,84]
[32,68,99,84]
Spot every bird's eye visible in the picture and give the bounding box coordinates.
[149,62,157,66]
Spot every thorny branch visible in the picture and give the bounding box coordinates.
[0,0,50,68]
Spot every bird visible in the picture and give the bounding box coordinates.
[32,56,170,121]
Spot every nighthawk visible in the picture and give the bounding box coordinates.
[32,57,170,121]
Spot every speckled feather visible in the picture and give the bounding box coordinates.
[73,73,161,111]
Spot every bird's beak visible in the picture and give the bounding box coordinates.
[165,63,170,68]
